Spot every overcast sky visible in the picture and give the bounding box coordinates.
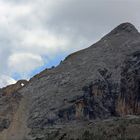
[0,0,140,87]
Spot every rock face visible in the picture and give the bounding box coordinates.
[2,80,28,96]
[0,80,28,140]
[0,23,140,140]
[117,51,140,115]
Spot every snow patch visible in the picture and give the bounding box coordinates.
[21,83,24,86]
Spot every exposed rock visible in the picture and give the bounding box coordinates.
[0,80,28,135]
[117,51,140,115]
[0,23,140,140]
[2,80,28,96]
[56,69,118,122]
[0,118,10,131]
[0,91,22,134]
[106,22,139,37]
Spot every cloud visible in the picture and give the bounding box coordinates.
[8,53,44,76]
[20,29,70,57]
[0,0,140,87]
[44,0,140,40]
[0,75,16,88]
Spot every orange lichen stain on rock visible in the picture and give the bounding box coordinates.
[138,102,140,114]
[92,87,103,97]
[116,98,140,116]
[75,100,85,119]
[116,99,127,116]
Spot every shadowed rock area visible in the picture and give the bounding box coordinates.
[0,23,140,140]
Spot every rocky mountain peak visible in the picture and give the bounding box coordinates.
[107,22,139,37]
[0,23,140,140]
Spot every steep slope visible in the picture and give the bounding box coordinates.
[0,22,140,140]
[0,80,28,140]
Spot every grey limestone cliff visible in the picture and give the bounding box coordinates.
[0,23,140,140]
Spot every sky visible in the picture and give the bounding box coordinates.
[0,0,140,88]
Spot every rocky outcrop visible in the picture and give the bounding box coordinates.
[0,91,22,133]
[56,68,118,123]
[117,51,140,116]
[0,23,140,140]
[2,80,28,96]
[0,80,28,134]
[107,23,139,37]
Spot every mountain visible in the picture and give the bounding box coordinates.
[0,23,140,140]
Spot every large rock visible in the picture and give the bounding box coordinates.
[2,80,28,96]
[0,22,140,140]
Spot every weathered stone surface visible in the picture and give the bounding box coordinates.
[0,23,140,140]
[117,51,140,115]
[0,91,22,132]
[0,80,27,136]
[2,80,28,96]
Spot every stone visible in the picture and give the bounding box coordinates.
[0,23,140,140]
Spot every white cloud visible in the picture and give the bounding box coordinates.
[8,53,44,75]
[0,1,32,26]
[21,30,70,56]
[0,75,16,88]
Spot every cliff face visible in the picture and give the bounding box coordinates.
[0,23,140,140]
[0,80,28,140]
[2,80,28,96]
[117,51,140,115]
